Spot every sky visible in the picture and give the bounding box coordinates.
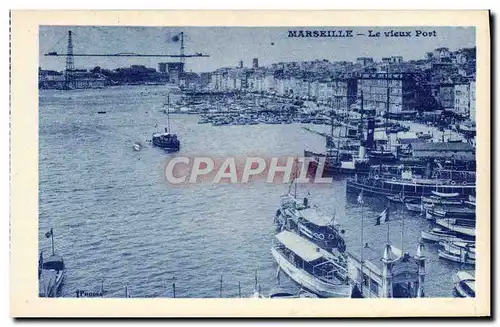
[39,26,475,73]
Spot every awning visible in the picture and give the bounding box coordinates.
[275,231,323,262]
[300,208,332,227]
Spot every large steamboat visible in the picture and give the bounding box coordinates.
[346,164,476,198]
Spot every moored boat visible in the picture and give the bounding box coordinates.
[271,230,351,298]
[421,227,475,243]
[438,249,475,265]
[275,194,347,253]
[152,128,180,152]
[38,228,65,298]
[452,271,475,297]
[405,202,423,213]
[439,241,476,260]
[347,165,476,198]
[435,219,475,237]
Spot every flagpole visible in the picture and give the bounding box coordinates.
[401,203,405,254]
[386,212,390,245]
[360,193,364,295]
[51,229,55,256]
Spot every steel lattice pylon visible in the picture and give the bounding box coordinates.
[64,31,74,88]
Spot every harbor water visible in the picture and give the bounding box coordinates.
[39,85,463,298]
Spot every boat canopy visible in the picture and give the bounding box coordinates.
[300,208,332,227]
[275,231,323,262]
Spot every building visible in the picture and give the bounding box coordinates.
[252,58,259,69]
[317,81,332,102]
[432,47,452,63]
[330,75,358,111]
[469,80,476,122]
[158,62,167,73]
[438,83,455,110]
[39,69,106,89]
[199,72,212,89]
[391,56,404,64]
[356,57,374,67]
[158,62,185,84]
[453,83,470,117]
[357,72,417,116]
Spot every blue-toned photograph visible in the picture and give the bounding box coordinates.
[38,26,476,299]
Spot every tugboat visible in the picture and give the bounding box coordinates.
[38,228,65,297]
[152,94,180,152]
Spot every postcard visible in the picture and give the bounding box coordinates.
[10,10,490,317]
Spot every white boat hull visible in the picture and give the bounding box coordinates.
[438,249,475,265]
[271,247,351,298]
[440,242,476,259]
[421,230,474,244]
[435,219,475,237]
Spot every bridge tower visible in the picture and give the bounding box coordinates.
[64,30,75,88]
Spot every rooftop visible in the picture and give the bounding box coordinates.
[275,230,323,262]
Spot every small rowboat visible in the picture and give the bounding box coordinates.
[421,228,475,243]
[452,271,475,298]
[405,202,423,213]
[438,249,475,265]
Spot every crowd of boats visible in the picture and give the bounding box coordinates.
[41,89,477,298]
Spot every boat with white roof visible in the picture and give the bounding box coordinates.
[271,230,351,298]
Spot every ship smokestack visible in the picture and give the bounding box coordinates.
[366,117,375,149]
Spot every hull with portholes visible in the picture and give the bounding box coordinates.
[346,176,476,198]
[274,196,347,253]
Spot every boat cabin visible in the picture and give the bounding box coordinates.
[274,231,348,284]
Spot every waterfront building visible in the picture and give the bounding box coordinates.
[454,83,471,117]
[309,80,319,100]
[356,72,417,116]
[157,62,184,84]
[72,72,106,89]
[39,69,106,89]
[39,70,65,89]
[317,81,332,102]
[298,79,311,99]
[263,73,277,93]
[438,83,455,111]
[331,75,358,111]
[469,80,476,122]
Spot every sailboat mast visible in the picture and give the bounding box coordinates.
[401,201,405,254]
[360,195,364,295]
[386,85,390,151]
[294,157,298,198]
[167,93,171,133]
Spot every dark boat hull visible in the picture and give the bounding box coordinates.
[304,150,369,176]
[152,139,180,152]
[346,179,476,198]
